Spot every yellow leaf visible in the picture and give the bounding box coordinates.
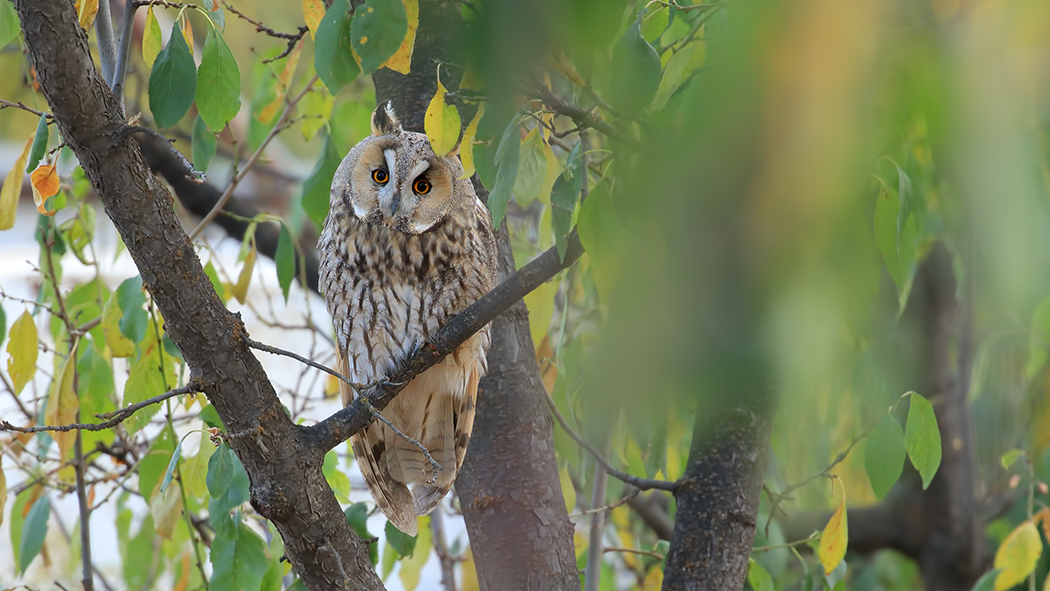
[552,52,586,87]
[75,0,99,30]
[995,520,1042,591]
[643,564,664,590]
[460,549,479,591]
[424,80,461,156]
[399,515,431,591]
[303,0,325,39]
[7,310,38,394]
[183,436,215,499]
[380,0,418,74]
[30,164,59,215]
[324,374,340,398]
[817,478,848,575]
[559,466,576,513]
[101,296,135,358]
[0,135,34,230]
[523,279,557,345]
[44,340,79,460]
[260,40,304,122]
[538,139,560,205]
[232,245,256,304]
[182,18,194,56]
[150,484,183,539]
[143,7,162,68]
[299,87,334,141]
[458,104,483,179]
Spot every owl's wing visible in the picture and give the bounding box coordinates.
[337,350,418,535]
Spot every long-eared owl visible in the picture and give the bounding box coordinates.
[317,102,497,535]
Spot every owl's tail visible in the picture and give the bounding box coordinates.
[339,347,482,536]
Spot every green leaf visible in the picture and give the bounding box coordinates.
[123,514,155,589]
[398,516,431,591]
[385,519,417,558]
[609,18,661,110]
[196,27,241,132]
[200,403,224,429]
[77,344,114,409]
[203,260,226,301]
[864,413,906,499]
[872,182,918,308]
[26,114,49,173]
[302,131,343,229]
[207,443,234,499]
[138,429,174,498]
[314,0,359,94]
[0,304,6,346]
[351,0,407,75]
[0,0,20,48]
[345,503,378,565]
[512,128,547,207]
[322,449,351,503]
[551,173,578,261]
[123,327,175,434]
[19,495,50,574]
[183,435,215,499]
[640,5,670,43]
[149,22,198,128]
[1026,295,1050,377]
[210,523,271,591]
[116,276,147,344]
[9,489,31,570]
[192,115,217,172]
[488,117,521,227]
[160,435,185,495]
[275,223,296,302]
[970,569,1000,591]
[904,393,942,489]
[1000,449,1024,470]
[747,558,774,591]
[208,452,250,538]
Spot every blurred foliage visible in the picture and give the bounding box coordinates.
[2,0,1050,590]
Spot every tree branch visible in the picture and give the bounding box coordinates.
[0,384,199,433]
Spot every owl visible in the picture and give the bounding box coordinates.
[317,101,497,535]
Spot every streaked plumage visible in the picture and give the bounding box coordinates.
[317,102,497,535]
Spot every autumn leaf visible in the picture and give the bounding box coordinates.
[232,245,256,304]
[424,79,461,156]
[7,310,38,394]
[30,164,59,215]
[994,520,1042,591]
[0,135,34,230]
[303,0,325,39]
[143,7,162,67]
[817,477,848,575]
[182,17,194,56]
[44,340,79,460]
[379,0,418,74]
[458,104,483,179]
[74,0,99,30]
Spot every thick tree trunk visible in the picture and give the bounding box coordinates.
[15,2,382,589]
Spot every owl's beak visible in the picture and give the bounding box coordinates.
[388,192,401,217]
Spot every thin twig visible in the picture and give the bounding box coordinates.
[74,413,96,591]
[571,488,640,518]
[116,126,204,181]
[0,99,53,118]
[431,507,458,591]
[541,395,677,492]
[0,385,199,433]
[584,437,611,591]
[602,546,665,560]
[222,1,308,63]
[188,76,317,240]
[361,396,443,483]
[527,85,642,148]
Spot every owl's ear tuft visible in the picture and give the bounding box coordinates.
[371,101,403,136]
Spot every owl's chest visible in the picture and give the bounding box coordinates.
[319,220,467,380]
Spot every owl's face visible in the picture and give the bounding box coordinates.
[334,102,464,235]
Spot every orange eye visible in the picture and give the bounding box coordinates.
[371,169,388,184]
[413,178,431,195]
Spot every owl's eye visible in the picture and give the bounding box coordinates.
[371,169,389,184]
[413,178,431,195]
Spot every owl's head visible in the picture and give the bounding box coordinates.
[331,101,466,235]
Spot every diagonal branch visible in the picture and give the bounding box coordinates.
[303,232,586,452]
[0,384,199,433]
